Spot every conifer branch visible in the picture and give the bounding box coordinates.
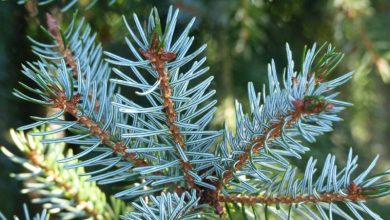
[214,44,351,189]
[46,13,102,112]
[46,13,78,78]
[45,13,149,167]
[44,15,137,165]
[220,182,366,205]
[139,33,200,190]
[30,14,152,172]
[208,95,334,216]
[210,44,352,216]
[16,14,158,196]
[52,91,148,166]
[219,149,390,219]
[106,7,220,194]
[213,71,336,215]
[222,96,333,184]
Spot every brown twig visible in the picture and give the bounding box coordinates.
[46,13,78,78]
[52,91,148,166]
[139,33,200,191]
[45,13,105,113]
[219,182,366,205]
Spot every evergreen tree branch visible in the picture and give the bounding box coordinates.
[51,91,148,166]
[214,44,351,186]
[210,44,350,216]
[46,13,78,78]
[105,7,221,194]
[221,95,334,184]
[16,15,156,197]
[29,13,151,167]
[139,32,200,190]
[46,13,101,113]
[220,149,390,219]
[219,185,365,205]
[211,95,334,215]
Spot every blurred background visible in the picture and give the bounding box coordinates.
[0,0,389,218]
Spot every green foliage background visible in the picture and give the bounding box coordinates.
[0,0,389,218]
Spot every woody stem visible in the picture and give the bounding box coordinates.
[219,188,366,205]
[139,34,200,190]
[53,92,149,166]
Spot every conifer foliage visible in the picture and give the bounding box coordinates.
[3,5,390,220]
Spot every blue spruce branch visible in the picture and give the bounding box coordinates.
[15,13,156,198]
[9,5,390,220]
[105,7,222,192]
[219,149,390,219]
[207,43,352,215]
